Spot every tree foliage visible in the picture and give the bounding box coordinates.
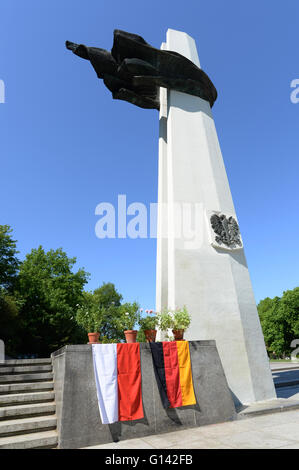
[0,225,143,354]
[0,225,20,291]
[93,282,122,309]
[0,225,22,356]
[90,282,124,341]
[16,246,89,355]
[0,288,21,356]
[74,283,139,343]
[258,287,299,358]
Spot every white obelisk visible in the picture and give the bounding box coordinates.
[156,29,276,406]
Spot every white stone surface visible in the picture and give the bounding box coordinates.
[155,29,276,405]
[155,43,168,322]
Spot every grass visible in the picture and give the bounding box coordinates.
[269,358,299,362]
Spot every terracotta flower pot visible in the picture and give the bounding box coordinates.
[144,329,157,343]
[88,332,100,344]
[172,329,185,341]
[124,330,138,343]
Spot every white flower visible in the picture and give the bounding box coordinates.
[125,312,129,316]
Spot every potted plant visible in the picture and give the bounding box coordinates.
[75,292,103,344]
[138,309,159,342]
[157,308,173,334]
[119,302,140,343]
[157,306,191,340]
[171,306,191,340]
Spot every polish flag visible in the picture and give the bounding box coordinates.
[92,343,144,424]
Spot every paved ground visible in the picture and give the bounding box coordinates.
[84,407,299,449]
[84,383,299,449]
[270,362,299,371]
[83,368,299,450]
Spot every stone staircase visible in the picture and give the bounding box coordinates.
[0,358,58,449]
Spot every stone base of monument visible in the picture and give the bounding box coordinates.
[51,341,236,449]
[236,398,299,419]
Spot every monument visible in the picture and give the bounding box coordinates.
[66,29,276,406]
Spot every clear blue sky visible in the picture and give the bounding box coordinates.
[0,0,298,308]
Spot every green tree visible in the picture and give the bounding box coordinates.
[93,282,122,308]
[258,287,299,358]
[0,225,20,291]
[91,283,124,341]
[280,288,299,339]
[136,329,146,343]
[74,283,140,343]
[0,225,21,356]
[0,288,21,357]
[16,246,89,356]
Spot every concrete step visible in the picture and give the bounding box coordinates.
[2,359,52,366]
[0,372,53,384]
[0,415,57,437]
[0,430,58,449]
[0,381,54,395]
[237,398,299,418]
[0,365,52,375]
[0,391,55,407]
[0,402,56,420]
[271,362,299,372]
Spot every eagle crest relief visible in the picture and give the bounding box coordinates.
[210,213,242,250]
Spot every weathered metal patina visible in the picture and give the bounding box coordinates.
[66,29,217,110]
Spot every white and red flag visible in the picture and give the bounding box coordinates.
[92,343,144,424]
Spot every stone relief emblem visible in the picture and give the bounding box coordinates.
[210,213,242,250]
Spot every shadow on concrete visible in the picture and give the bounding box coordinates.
[109,413,150,442]
[212,247,248,270]
[229,389,243,411]
[273,369,299,385]
[171,92,213,119]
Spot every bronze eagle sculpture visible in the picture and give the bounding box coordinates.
[65,30,217,110]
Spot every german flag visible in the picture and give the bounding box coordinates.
[150,341,196,408]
